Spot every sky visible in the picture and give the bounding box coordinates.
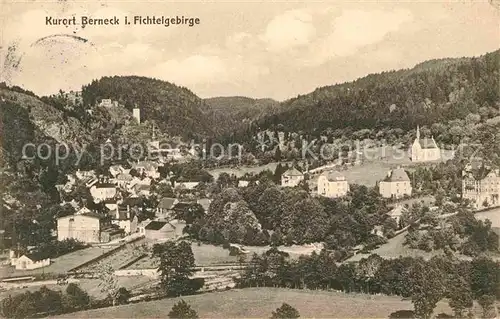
[0,0,499,101]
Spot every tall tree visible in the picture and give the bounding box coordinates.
[152,241,201,297]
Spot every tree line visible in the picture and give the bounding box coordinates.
[237,248,500,319]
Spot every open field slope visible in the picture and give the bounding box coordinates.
[0,246,115,279]
[53,288,456,318]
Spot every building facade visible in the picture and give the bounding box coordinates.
[462,164,500,209]
[57,213,107,243]
[410,126,441,162]
[90,183,117,202]
[281,168,304,187]
[317,171,349,198]
[379,167,412,199]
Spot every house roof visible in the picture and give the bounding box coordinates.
[415,137,438,149]
[385,168,410,182]
[94,183,116,189]
[23,252,47,262]
[177,182,200,189]
[133,161,158,170]
[115,210,135,221]
[238,180,250,187]
[144,221,169,230]
[388,205,407,217]
[173,202,192,211]
[283,168,303,177]
[116,173,133,181]
[81,212,108,219]
[133,184,151,192]
[109,165,123,172]
[158,197,178,210]
[101,226,125,235]
[59,212,106,220]
[120,197,143,207]
[324,171,346,182]
[197,198,211,211]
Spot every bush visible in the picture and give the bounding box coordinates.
[271,303,300,319]
[168,300,199,319]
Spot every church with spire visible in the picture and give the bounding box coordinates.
[410,126,441,162]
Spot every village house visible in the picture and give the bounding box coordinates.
[238,180,250,188]
[132,184,151,197]
[138,219,152,235]
[90,183,117,202]
[75,169,96,180]
[196,198,212,213]
[379,167,412,199]
[410,126,441,162]
[462,162,500,209]
[10,253,50,270]
[173,181,200,191]
[317,171,349,198]
[132,161,160,179]
[281,168,304,187]
[144,220,185,241]
[103,199,118,213]
[128,176,151,188]
[109,165,126,177]
[113,198,142,233]
[100,226,125,242]
[98,99,118,108]
[388,204,408,227]
[156,197,179,219]
[114,172,133,188]
[57,212,111,243]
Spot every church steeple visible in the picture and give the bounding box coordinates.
[416,125,420,140]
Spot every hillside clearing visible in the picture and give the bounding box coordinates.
[52,288,456,318]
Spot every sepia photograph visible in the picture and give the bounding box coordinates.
[0,0,499,318]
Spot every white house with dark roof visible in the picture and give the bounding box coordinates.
[90,183,117,202]
[281,168,304,187]
[379,167,412,199]
[144,220,185,241]
[109,165,125,177]
[10,253,50,270]
[156,197,179,218]
[317,171,349,198]
[410,126,441,162]
[132,161,160,179]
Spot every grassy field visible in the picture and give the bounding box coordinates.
[0,246,116,279]
[127,242,321,269]
[54,287,458,318]
[309,161,394,188]
[0,276,155,300]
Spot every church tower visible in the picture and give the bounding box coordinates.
[132,107,141,124]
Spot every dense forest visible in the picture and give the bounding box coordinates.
[81,76,214,139]
[225,50,499,143]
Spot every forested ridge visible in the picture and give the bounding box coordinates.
[241,50,499,136]
[82,76,214,139]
